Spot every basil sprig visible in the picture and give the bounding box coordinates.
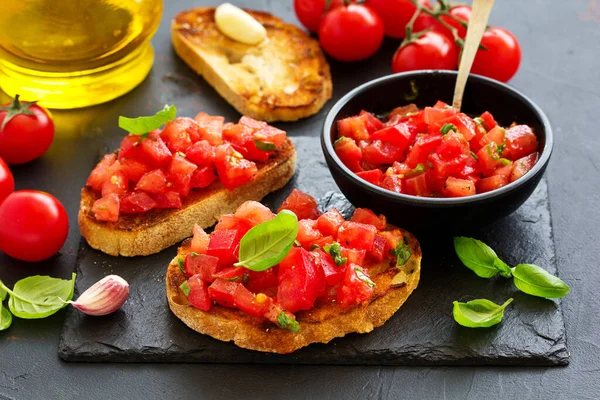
[323,242,347,266]
[453,298,513,328]
[453,237,570,298]
[511,264,570,298]
[277,312,300,333]
[118,105,177,136]
[0,274,76,328]
[235,210,299,271]
[254,139,276,152]
[392,237,412,266]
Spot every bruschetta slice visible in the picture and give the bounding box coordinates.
[166,190,421,354]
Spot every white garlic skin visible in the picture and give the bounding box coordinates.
[71,275,129,316]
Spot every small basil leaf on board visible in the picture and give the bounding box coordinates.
[453,237,499,278]
[235,210,299,271]
[453,298,513,328]
[118,105,177,135]
[0,304,12,331]
[494,258,513,278]
[254,139,276,152]
[8,273,76,319]
[512,264,570,298]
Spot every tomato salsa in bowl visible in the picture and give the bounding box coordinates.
[321,71,553,233]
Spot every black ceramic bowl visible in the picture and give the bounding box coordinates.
[321,70,553,235]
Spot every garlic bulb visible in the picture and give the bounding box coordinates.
[70,275,129,316]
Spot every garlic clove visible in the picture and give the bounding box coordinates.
[70,275,129,316]
[214,3,267,45]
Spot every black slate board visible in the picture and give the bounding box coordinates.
[58,137,568,365]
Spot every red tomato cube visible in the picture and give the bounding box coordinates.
[338,221,377,251]
[479,111,497,130]
[356,169,385,186]
[477,175,509,193]
[141,134,172,168]
[368,234,387,262]
[340,246,366,265]
[297,219,323,248]
[101,171,128,197]
[234,201,275,227]
[313,248,345,286]
[477,142,509,176]
[191,224,210,254]
[87,154,117,190]
[362,140,403,165]
[479,126,506,149]
[120,192,157,214]
[232,284,268,317]
[350,208,386,230]
[215,144,258,190]
[423,106,456,124]
[190,166,217,189]
[405,134,443,168]
[135,169,167,193]
[185,252,219,281]
[334,137,363,172]
[369,123,414,151]
[316,208,345,237]
[195,112,224,145]
[442,177,476,197]
[152,191,182,209]
[207,229,241,267]
[161,117,198,152]
[92,193,120,222]
[208,279,238,308]
[185,140,215,166]
[337,264,374,309]
[119,158,151,182]
[277,247,323,312]
[504,125,538,161]
[510,152,538,182]
[359,110,384,133]
[337,115,370,141]
[187,275,211,311]
[245,267,279,293]
[381,174,404,193]
[278,189,322,220]
[404,172,430,197]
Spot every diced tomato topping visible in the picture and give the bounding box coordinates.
[135,169,167,193]
[195,112,224,145]
[510,152,538,182]
[215,214,240,231]
[405,134,443,168]
[213,267,248,282]
[337,264,374,309]
[191,224,210,254]
[442,176,476,197]
[359,110,384,133]
[334,137,363,172]
[477,175,509,193]
[278,189,322,220]
[161,117,198,153]
[493,162,514,180]
[477,142,509,176]
[369,123,414,151]
[185,253,219,282]
[338,220,377,252]
[404,172,430,196]
[152,191,182,209]
[232,284,268,317]
[207,229,240,267]
[381,174,404,193]
[479,126,506,149]
[119,158,151,182]
[337,115,370,141]
[312,248,345,286]
[504,125,538,160]
[120,192,156,214]
[245,268,279,293]
[316,208,345,236]
[101,171,128,197]
[208,279,238,308]
[297,219,323,248]
[479,111,497,130]
[92,193,120,222]
[234,201,275,227]
[187,275,211,311]
[277,247,324,313]
[239,115,268,130]
[190,166,217,189]
[379,230,403,255]
[350,208,386,230]
[312,235,335,248]
[423,106,456,124]
[362,140,403,165]
[185,140,215,166]
[215,144,258,190]
[87,154,117,191]
[140,134,172,167]
[356,169,385,186]
[428,152,469,180]
[340,246,366,265]
[368,234,387,263]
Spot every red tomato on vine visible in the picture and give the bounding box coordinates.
[294,0,344,33]
[368,0,430,39]
[391,31,458,73]
[471,27,521,82]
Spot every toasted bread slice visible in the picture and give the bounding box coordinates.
[171,7,332,122]
[79,138,296,257]
[166,226,421,354]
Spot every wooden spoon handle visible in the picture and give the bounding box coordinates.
[452,0,496,110]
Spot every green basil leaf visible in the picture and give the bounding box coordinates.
[177,257,186,275]
[453,298,513,328]
[323,242,347,266]
[179,281,191,297]
[8,273,76,319]
[440,123,458,135]
[405,163,426,177]
[277,312,300,333]
[118,105,177,135]
[392,238,412,266]
[453,237,500,278]
[354,267,375,288]
[0,304,12,331]
[494,258,513,278]
[512,264,570,298]
[235,210,299,271]
[254,139,276,152]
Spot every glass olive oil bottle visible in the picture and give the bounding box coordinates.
[0,0,163,109]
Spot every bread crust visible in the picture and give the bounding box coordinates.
[171,7,332,122]
[166,228,421,354]
[79,139,296,257]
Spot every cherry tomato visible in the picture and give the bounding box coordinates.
[0,157,14,202]
[368,0,429,39]
[0,95,55,165]
[391,31,458,73]
[471,27,521,82]
[414,5,471,41]
[0,191,69,262]
[318,4,384,62]
[293,0,343,33]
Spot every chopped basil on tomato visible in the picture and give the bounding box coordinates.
[179,280,191,296]
[323,242,347,266]
[277,312,300,333]
[177,257,186,274]
[254,139,277,152]
[440,123,458,135]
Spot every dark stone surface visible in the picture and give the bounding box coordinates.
[58,137,567,366]
[1,0,599,398]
